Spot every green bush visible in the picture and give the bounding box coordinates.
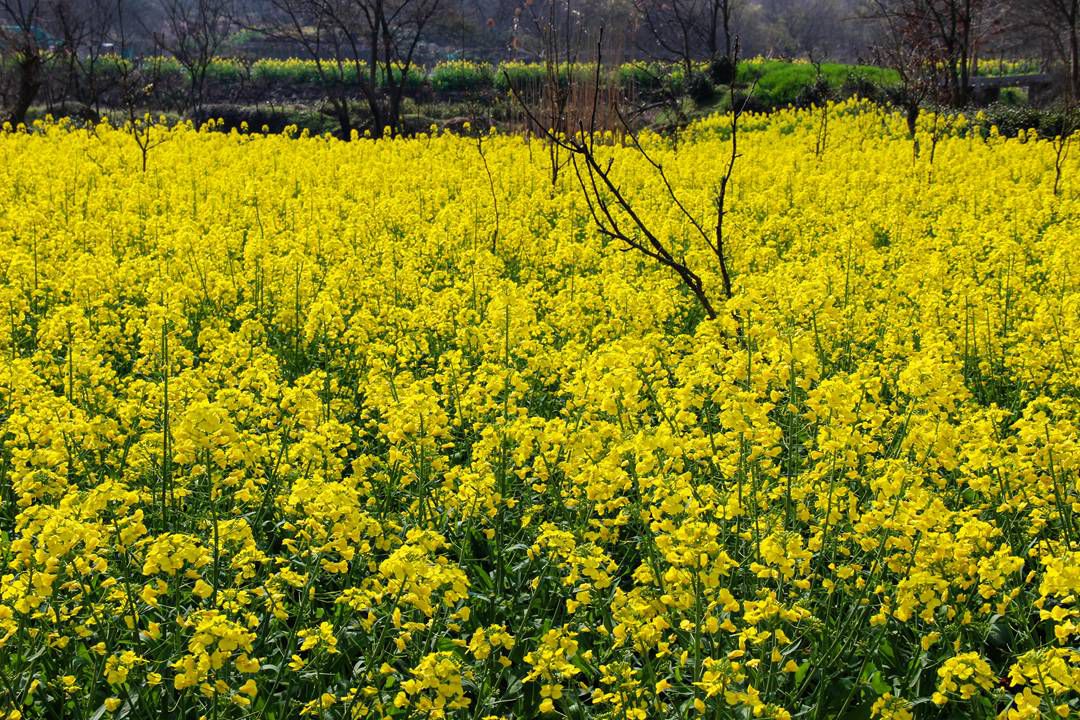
[246,59,422,90]
[687,72,715,105]
[494,62,547,93]
[380,64,425,91]
[206,58,246,84]
[709,56,735,85]
[617,61,665,91]
[737,60,899,107]
[252,59,326,85]
[431,61,494,92]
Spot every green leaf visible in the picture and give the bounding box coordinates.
[869,669,890,695]
[794,661,810,685]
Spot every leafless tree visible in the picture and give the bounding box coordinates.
[1013,0,1080,98]
[503,0,620,185]
[1050,109,1076,194]
[635,0,736,77]
[47,0,119,115]
[517,0,590,186]
[0,0,54,125]
[154,0,234,117]
[868,0,992,106]
[867,0,938,137]
[622,0,739,155]
[253,0,441,138]
[113,0,170,170]
[250,0,359,137]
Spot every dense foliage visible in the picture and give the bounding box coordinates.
[0,101,1077,720]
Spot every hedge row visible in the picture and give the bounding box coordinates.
[34,55,900,105]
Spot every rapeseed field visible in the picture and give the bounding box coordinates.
[0,102,1077,719]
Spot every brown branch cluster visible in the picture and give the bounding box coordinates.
[506,31,752,322]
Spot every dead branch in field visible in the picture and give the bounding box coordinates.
[506,30,754,320]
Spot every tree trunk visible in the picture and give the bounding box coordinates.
[708,2,719,60]
[948,59,960,105]
[332,97,353,140]
[724,4,732,60]
[369,99,384,137]
[389,91,402,137]
[959,56,970,105]
[10,54,42,126]
[1071,21,1080,100]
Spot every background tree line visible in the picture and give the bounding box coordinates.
[0,0,1077,135]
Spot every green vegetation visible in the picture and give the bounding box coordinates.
[430,60,496,92]
[737,60,899,107]
[75,55,901,101]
